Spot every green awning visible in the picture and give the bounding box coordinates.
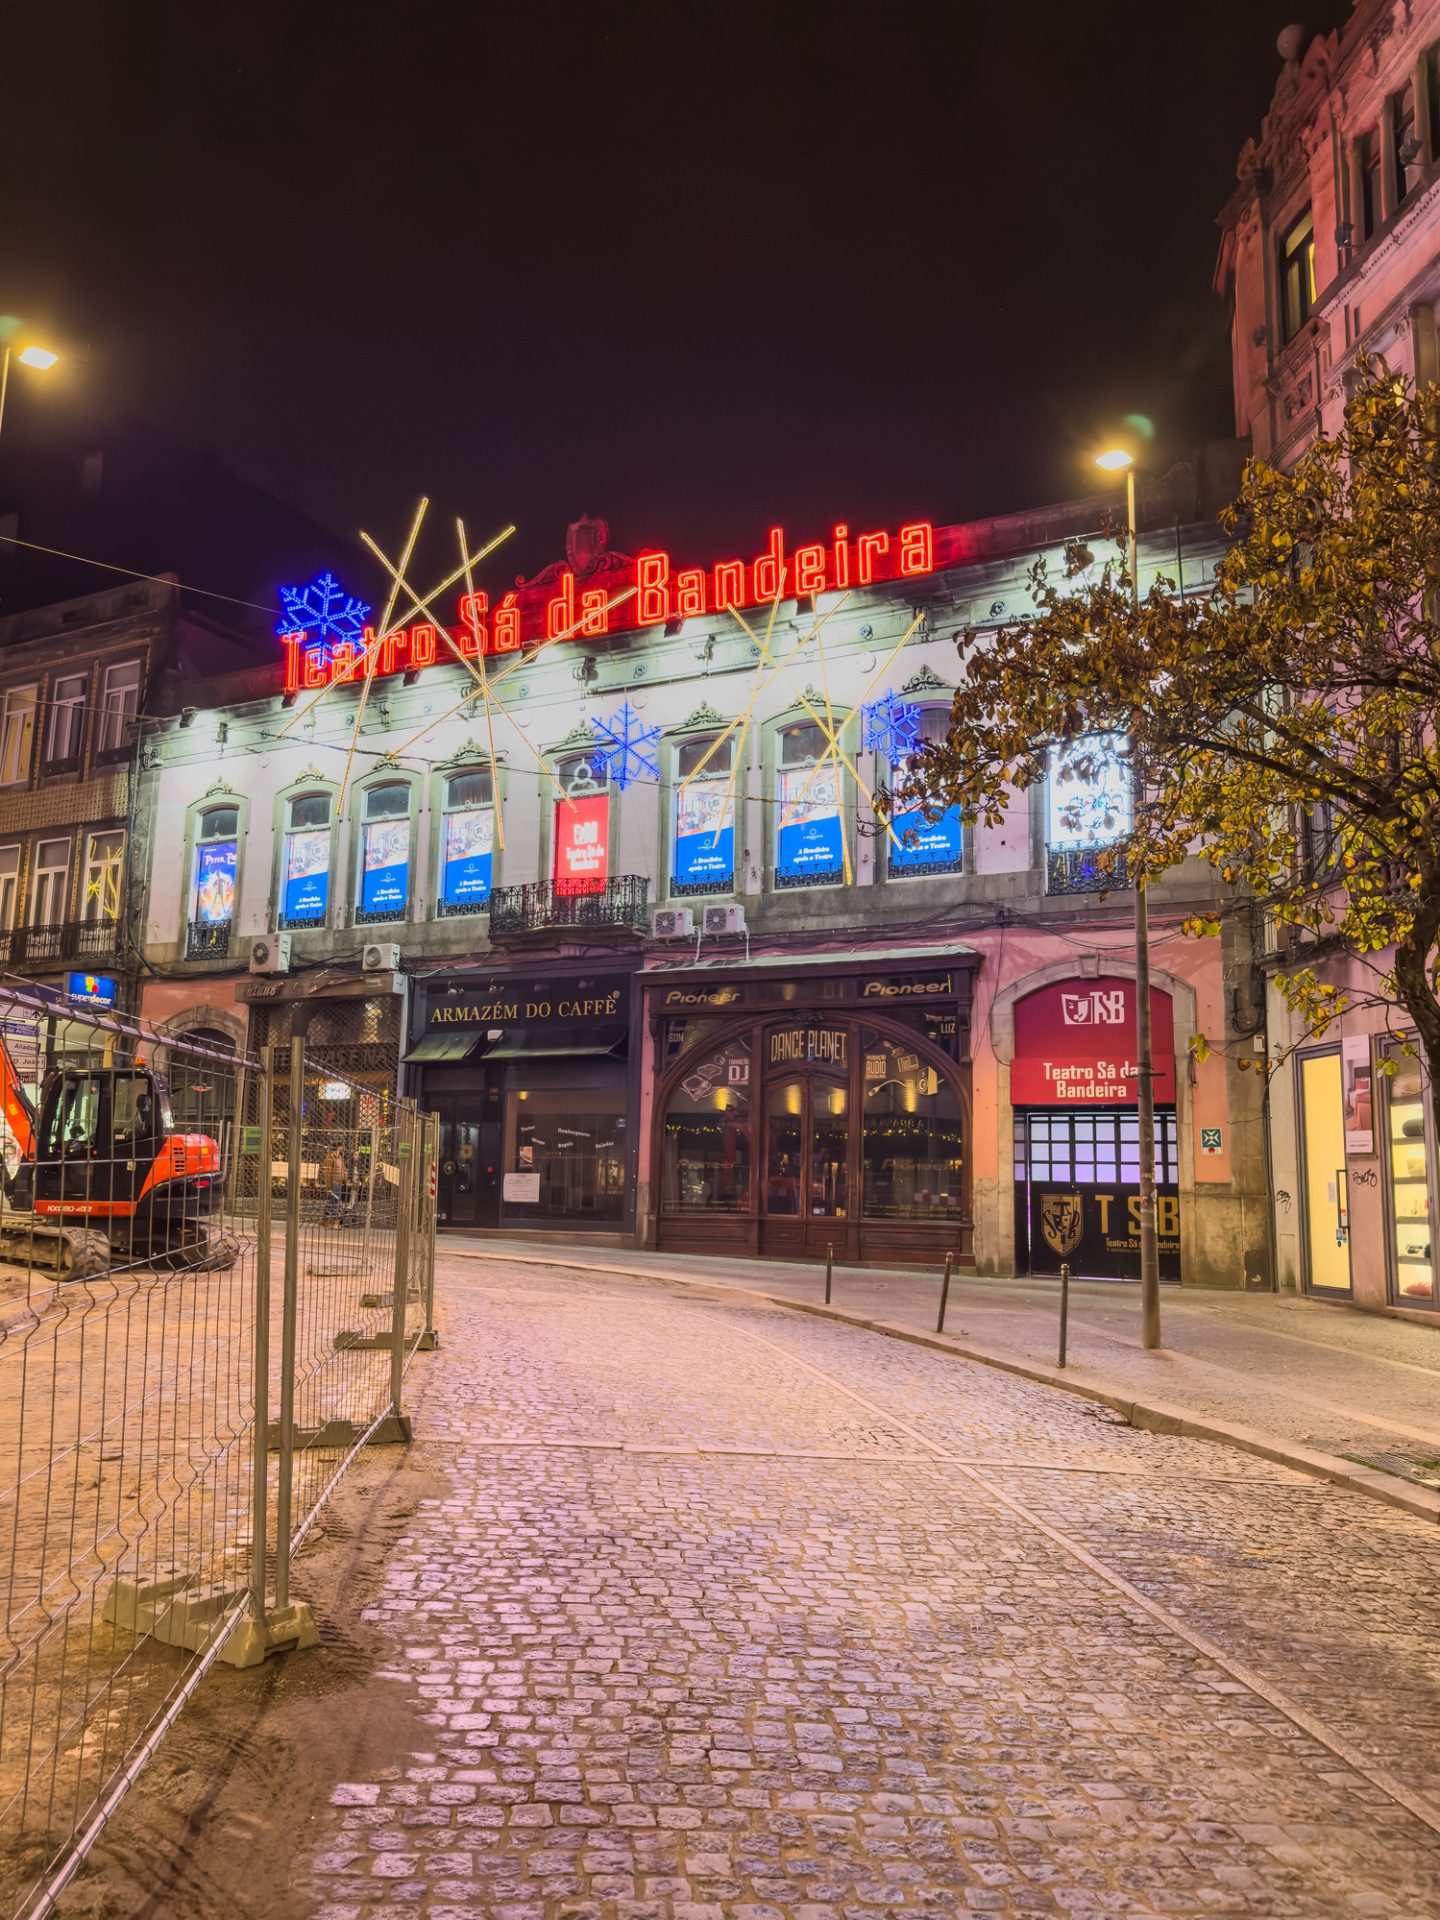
[404,1030,483,1064]
[483,1027,626,1061]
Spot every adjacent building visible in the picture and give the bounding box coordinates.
[1216,0,1440,1313]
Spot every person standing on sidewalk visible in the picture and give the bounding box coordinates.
[320,1145,349,1228]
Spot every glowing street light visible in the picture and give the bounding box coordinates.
[1093,439,1161,1350]
[0,338,62,443]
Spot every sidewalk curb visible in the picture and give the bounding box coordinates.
[448,1246,1440,1525]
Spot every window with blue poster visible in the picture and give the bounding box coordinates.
[775,722,845,889]
[282,792,332,925]
[672,737,735,897]
[358,782,410,921]
[193,805,238,925]
[884,707,964,878]
[440,769,495,914]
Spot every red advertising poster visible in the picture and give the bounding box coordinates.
[1012,979,1176,1105]
[553,793,609,895]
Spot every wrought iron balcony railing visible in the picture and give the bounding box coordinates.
[0,920,124,967]
[1046,846,1131,896]
[489,875,650,936]
[186,917,233,959]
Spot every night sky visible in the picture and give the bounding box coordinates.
[2,1,1351,601]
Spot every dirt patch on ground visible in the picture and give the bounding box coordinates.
[51,1438,447,1920]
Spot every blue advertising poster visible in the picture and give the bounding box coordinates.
[673,776,734,890]
[284,828,330,921]
[195,841,237,924]
[889,804,963,873]
[66,972,117,1008]
[442,809,494,908]
[777,767,844,882]
[362,821,410,916]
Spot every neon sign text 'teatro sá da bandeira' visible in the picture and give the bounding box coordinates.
[278,519,936,693]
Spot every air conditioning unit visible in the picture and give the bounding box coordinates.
[362,942,402,973]
[651,907,695,939]
[248,933,292,975]
[702,903,747,938]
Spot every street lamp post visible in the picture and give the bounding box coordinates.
[1096,448,1162,1348]
[0,341,61,445]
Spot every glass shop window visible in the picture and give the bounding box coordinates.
[888,706,963,878]
[193,806,238,927]
[775,721,845,889]
[503,1086,626,1221]
[1382,1041,1437,1307]
[282,792,332,926]
[1279,205,1316,342]
[661,1036,752,1213]
[860,1031,965,1220]
[440,768,495,914]
[672,736,735,896]
[358,782,411,921]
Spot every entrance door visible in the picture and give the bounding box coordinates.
[1016,1108,1180,1279]
[1300,1051,1352,1294]
[761,1074,851,1257]
[434,1102,500,1228]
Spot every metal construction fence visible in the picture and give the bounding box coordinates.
[0,985,439,1919]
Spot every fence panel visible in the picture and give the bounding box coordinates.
[0,988,438,1919]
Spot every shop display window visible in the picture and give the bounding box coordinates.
[1382,1042,1437,1306]
[661,1037,751,1212]
[860,1031,964,1219]
[503,1086,626,1221]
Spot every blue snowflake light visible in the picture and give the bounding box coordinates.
[594,701,662,791]
[276,572,372,662]
[863,693,922,762]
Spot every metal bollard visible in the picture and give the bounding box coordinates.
[1058,1261,1071,1369]
[824,1242,833,1304]
[275,1042,305,1610]
[936,1250,953,1333]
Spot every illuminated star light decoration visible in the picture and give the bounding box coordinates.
[862,692,922,762]
[276,571,372,665]
[594,700,662,791]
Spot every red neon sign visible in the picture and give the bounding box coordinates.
[282,517,936,695]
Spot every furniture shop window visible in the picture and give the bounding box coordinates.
[0,686,37,786]
[1279,205,1316,342]
[81,830,124,925]
[775,721,845,889]
[282,791,332,926]
[193,805,239,928]
[31,836,70,925]
[860,1031,965,1220]
[887,706,963,878]
[672,736,735,896]
[95,660,141,758]
[661,1035,752,1212]
[552,753,608,897]
[45,674,86,768]
[439,768,495,914]
[358,783,411,922]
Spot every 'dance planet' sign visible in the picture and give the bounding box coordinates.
[280,518,937,694]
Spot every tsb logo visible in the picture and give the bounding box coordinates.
[1061,989,1126,1026]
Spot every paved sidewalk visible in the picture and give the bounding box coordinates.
[444,1238,1440,1517]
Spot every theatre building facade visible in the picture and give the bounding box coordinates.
[131,475,1267,1286]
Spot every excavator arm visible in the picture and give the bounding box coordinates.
[0,1029,36,1163]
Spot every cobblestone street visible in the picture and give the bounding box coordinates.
[281,1256,1440,1920]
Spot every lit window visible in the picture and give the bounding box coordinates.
[193,806,238,928]
[439,768,495,915]
[358,783,411,922]
[1279,206,1316,342]
[775,722,845,889]
[0,845,19,931]
[887,708,963,879]
[282,791,332,927]
[31,837,70,926]
[0,686,37,786]
[1045,733,1132,896]
[46,674,86,767]
[672,737,735,897]
[95,660,141,757]
[82,830,124,925]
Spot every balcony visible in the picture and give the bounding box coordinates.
[186,917,233,960]
[1046,846,1131,896]
[489,875,649,939]
[0,920,124,968]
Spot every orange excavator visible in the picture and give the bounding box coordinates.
[0,1031,239,1279]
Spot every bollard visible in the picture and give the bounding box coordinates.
[936,1250,953,1333]
[825,1242,833,1304]
[1058,1261,1071,1369]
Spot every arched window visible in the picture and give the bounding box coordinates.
[439,768,494,915]
[552,753,608,896]
[357,783,411,923]
[887,707,963,879]
[775,721,844,888]
[860,1031,964,1220]
[661,1034,752,1212]
[193,805,238,929]
[281,791,332,927]
[672,736,734,896]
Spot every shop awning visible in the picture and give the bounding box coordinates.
[483,1027,626,1060]
[403,1030,484,1064]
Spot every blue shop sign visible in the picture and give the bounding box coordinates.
[66,972,118,1008]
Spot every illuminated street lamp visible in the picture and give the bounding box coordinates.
[0,338,61,443]
[1093,442,1161,1349]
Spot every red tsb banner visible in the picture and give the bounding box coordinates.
[553,793,609,896]
[1012,979,1176,1105]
